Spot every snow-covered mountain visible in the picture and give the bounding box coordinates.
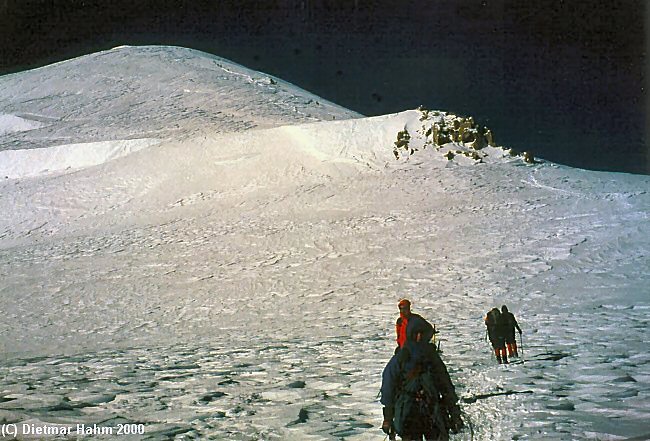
[0,46,649,440]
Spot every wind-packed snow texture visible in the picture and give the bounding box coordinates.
[0,46,649,440]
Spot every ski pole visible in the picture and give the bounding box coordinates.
[519,332,524,360]
[486,334,495,362]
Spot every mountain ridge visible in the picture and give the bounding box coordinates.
[0,45,362,151]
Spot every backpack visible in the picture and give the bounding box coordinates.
[486,308,500,327]
[392,364,446,436]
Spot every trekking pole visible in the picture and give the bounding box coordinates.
[485,330,495,362]
[432,323,437,346]
[519,332,524,361]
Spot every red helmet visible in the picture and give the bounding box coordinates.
[398,299,411,308]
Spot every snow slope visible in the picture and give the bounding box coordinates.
[0,46,649,440]
[0,45,360,178]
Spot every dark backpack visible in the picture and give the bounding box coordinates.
[393,364,446,436]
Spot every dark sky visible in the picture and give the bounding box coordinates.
[1,0,648,174]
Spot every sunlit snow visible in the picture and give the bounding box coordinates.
[0,46,649,440]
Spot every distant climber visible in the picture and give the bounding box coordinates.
[485,307,508,364]
[500,305,522,358]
